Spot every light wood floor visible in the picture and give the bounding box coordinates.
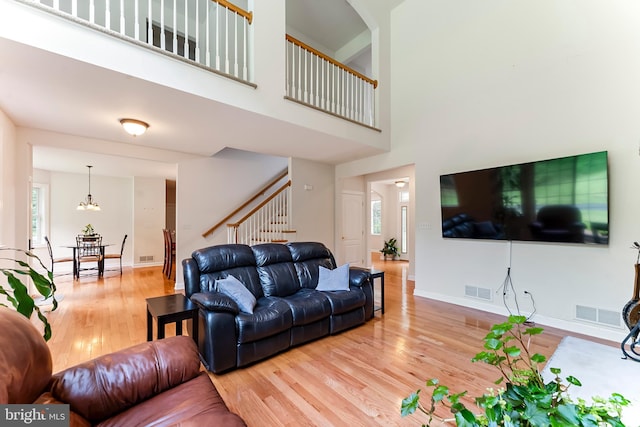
[43,259,617,426]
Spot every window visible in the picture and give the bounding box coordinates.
[31,183,48,246]
[399,191,409,203]
[401,206,408,253]
[371,198,381,235]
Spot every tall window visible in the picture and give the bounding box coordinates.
[371,196,381,235]
[31,183,48,246]
[401,206,408,253]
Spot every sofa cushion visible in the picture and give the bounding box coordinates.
[213,276,257,314]
[281,288,332,326]
[322,288,366,315]
[191,244,264,298]
[252,244,300,297]
[287,242,335,289]
[316,264,350,291]
[236,297,292,344]
[96,373,246,427]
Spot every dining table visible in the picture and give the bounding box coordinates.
[62,243,112,279]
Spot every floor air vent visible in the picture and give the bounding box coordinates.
[465,285,492,301]
[575,305,621,327]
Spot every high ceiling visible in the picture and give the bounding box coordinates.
[0,0,378,178]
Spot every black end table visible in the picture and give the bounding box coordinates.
[352,267,385,314]
[146,293,198,343]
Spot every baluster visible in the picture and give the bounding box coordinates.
[160,0,165,50]
[214,3,220,70]
[53,0,59,11]
[119,0,125,35]
[173,0,177,55]
[147,0,152,46]
[303,49,308,103]
[105,0,110,29]
[242,18,248,80]
[71,0,77,17]
[234,13,239,77]
[195,0,199,62]
[89,0,95,24]
[297,46,302,101]
[184,0,188,59]
[206,0,211,67]
[224,7,229,74]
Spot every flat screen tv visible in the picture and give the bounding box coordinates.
[440,151,608,245]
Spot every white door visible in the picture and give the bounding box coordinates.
[341,191,364,266]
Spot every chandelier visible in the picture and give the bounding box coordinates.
[77,165,101,211]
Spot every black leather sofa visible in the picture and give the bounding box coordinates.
[183,242,373,374]
[529,205,586,243]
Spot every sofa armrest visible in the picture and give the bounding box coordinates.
[348,268,369,288]
[49,336,201,423]
[35,392,91,427]
[191,292,240,314]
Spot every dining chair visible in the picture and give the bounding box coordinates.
[104,234,127,275]
[44,236,74,276]
[76,235,104,279]
[162,229,175,280]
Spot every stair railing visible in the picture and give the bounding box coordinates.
[202,169,288,238]
[227,180,292,245]
[21,0,254,83]
[285,34,378,128]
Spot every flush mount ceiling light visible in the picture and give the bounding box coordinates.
[77,165,100,211]
[119,118,149,136]
[395,180,407,188]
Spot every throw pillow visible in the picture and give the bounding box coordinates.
[215,275,257,314]
[316,263,350,291]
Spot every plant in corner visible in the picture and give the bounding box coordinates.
[401,315,629,426]
[381,238,400,260]
[0,248,57,341]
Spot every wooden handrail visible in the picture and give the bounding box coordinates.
[228,181,292,228]
[202,169,288,237]
[286,34,378,89]
[212,0,253,24]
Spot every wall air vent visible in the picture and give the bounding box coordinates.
[575,305,621,327]
[465,285,492,301]
[139,255,155,262]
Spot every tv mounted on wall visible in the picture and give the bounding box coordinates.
[440,151,609,245]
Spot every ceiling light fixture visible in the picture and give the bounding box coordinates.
[120,118,149,136]
[77,165,101,211]
[395,180,406,188]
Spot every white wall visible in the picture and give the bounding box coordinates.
[289,157,335,248]
[392,0,640,341]
[133,177,165,267]
[42,171,133,270]
[176,151,288,288]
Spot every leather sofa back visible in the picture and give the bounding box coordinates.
[0,308,52,404]
[188,244,263,298]
[288,242,335,289]
[252,243,300,297]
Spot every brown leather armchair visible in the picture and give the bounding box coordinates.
[0,308,245,426]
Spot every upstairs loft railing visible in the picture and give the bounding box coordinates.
[285,34,378,128]
[22,0,254,84]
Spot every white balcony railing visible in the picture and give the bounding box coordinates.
[22,0,253,83]
[285,34,378,128]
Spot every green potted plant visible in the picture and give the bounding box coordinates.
[380,238,400,260]
[82,223,96,236]
[401,315,629,426]
[0,248,57,341]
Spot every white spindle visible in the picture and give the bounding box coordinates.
[173,0,177,55]
[71,0,77,17]
[215,4,220,70]
[195,0,200,62]
[147,0,152,46]
[160,0,165,50]
[105,0,110,30]
[206,0,211,67]
[184,0,189,58]
[243,18,248,80]
[134,0,139,40]
[224,8,229,73]
[53,0,59,11]
[234,13,239,77]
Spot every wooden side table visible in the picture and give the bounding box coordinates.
[352,267,385,314]
[146,294,198,343]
